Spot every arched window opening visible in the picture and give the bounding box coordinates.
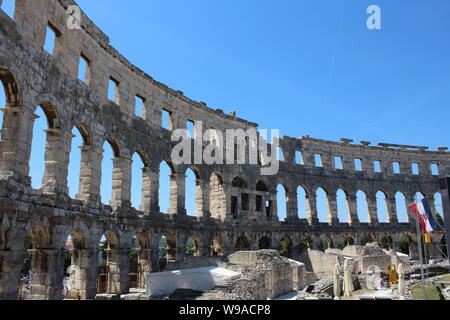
[100,140,117,205]
[67,126,88,199]
[185,168,198,216]
[316,187,328,222]
[278,237,293,258]
[434,193,444,221]
[158,161,173,214]
[297,186,307,219]
[210,173,225,219]
[356,190,368,223]
[376,191,388,223]
[159,233,176,271]
[277,185,287,221]
[131,152,146,210]
[235,236,250,251]
[399,235,410,255]
[395,192,408,223]
[185,237,200,257]
[29,106,49,189]
[259,236,271,250]
[211,236,223,256]
[336,189,348,223]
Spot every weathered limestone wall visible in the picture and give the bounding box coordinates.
[0,0,446,300]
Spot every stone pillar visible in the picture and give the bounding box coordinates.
[286,190,299,221]
[366,194,379,225]
[386,196,399,224]
[0,250,25,300]
[111,155,132,209]
[149,248,160,272]
[223,183,234,221]
[67,249,98,300]
[140,167,151,212]
[106,249,130,294]
[196,179,211,219]
[28,249,65,300]
[41,129,73,195]
[147,167,160,214]
[137,249,152,289]
[76,144,103,205]
[168,173,186,215]
[405,194,417,225]
[306,193,319,225]
[326,193,339,225]
[0,106,35,181]
[347,195,360,226]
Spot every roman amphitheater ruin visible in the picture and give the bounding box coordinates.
[0,0,447,300]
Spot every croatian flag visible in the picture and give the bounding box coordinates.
[409,198,442,234]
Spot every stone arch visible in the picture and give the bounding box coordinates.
[256,180,269,192]
[279,235,293,257]
[376,190,388,222]
[235,236,250,251]
[316,187,329,222]
[185,235,202,257]
[0,68,20,107]
[135,232,150,249]
[297,185,308,219]
[104,137,121,158]
[232,176,247,188]
[210,172,226,219]
[28,225,53,249]
[259,236,272,249]
[356,190,369,223]
[336,189,349,223]
[360,234,374,245]
[185,167,201,216]
[395,191,408,223]
[104,230,121,249]
[211,235,223,256]
[69,229,88,250]
[73,122,92,146]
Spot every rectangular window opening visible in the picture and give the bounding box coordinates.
[431,163,439,176]
[276,147,284,161]
[296,151,304,165]
[78,53,91,84]
[241,193,249,211]
[44,24,60,55]
[412,163,419,175]
[186,120,194,139]
[393,162,400,174]
[334,156,343,170]
[315,154,323,167]
[354,158,362,171]
[374,160,382,173]
[162,109,173,130]
[108,77,120,105]
[135,96,145,118]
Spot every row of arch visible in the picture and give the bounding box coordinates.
[0,68,444,224]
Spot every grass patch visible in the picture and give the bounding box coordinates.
[411,283,441,300]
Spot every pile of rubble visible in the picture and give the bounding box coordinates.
[214,250,295,300]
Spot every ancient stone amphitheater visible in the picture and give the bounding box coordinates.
[0,0,447,300]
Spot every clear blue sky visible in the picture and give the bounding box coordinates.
[1,0,447,223]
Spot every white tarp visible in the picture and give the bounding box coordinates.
[146,266,241,297]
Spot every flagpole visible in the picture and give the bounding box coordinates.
[414,195,428,300]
